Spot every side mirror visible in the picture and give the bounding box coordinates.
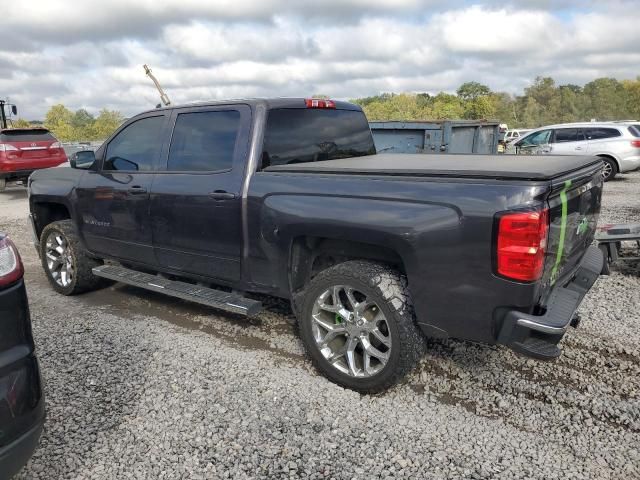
[11,105,17,116]
[70,150,96,170]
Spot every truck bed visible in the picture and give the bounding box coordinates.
[265,154,603,181]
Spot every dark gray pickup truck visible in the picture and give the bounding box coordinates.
[28,98,604,392]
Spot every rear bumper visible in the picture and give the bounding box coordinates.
[0,280,45,478]
[0,169,34,181]
[498,245,603,359]
[619,155,640,173]
[0,417,44,479]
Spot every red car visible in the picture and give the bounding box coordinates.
[0,128,67,191]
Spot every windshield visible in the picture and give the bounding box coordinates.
[262,108,375,168]
[0,129,56,142]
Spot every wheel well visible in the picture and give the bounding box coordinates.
[32,202,71,239]
[596,154,619,171]
[289,236,405,292]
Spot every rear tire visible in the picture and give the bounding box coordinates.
[0,179,6,191]
[40,220,106,295]
[298,260,424,393]
[601,158,618,181]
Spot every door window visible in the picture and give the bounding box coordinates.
[553,128,584,143]
[167,110,241,172]
[518,129,552,147]
[584,128,621,140]
[104,116,165,171]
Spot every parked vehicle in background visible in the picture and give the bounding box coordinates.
[504,129,532,143]
[0,128,68,191]
[507,122,640,181]
[369,120,500,154]
[28,98,603,392]
[0,234,44,478]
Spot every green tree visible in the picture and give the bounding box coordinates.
[583,78,629,121]
[12,118,32,128]
[44,104,74,141]
[456,82,491,101]
[91,109,125,140]
[71,108,95,139]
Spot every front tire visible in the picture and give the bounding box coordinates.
[298,261,424,393]
[601,158,618,181]
[40,220,106,295]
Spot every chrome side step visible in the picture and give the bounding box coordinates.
[92,265,262,316]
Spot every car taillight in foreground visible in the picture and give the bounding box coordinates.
[305,98,336,109]
[0,236,24,287]
[631,140,640,148]
[496,209,549,282]
[49,141,62,149]
[0,143,19,152]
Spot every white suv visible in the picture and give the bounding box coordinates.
[507,122,640,180]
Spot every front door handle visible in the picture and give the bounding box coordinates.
[128,186,147,195]
[209,191,236,201]
[575,146,583,150]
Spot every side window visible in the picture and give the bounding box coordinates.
[585,128,622,140]
[553,128,584,143]
[519,129,551,147]
[167,110,241,172]
[104,116,165,172]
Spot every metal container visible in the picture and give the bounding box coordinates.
[369,120,500,155]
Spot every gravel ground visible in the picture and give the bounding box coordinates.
[2,171,639,479]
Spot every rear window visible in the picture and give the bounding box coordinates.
[262,109,375,168]
[629,125,640,137]
[584,128,621,140]
[0,129,55,142]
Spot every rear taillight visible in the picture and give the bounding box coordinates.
[0,237,24,287]
[496,209,549,282]
[50,142,62,149]
[631,140,640,148]
[305,98,336,109]
[0,143,19,152]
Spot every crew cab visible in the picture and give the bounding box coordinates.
[0,128,68,191]
[27,99,604,392]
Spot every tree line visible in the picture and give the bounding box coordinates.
[10,75,640,140]
[13,104,125,142]
[353,76,640,127]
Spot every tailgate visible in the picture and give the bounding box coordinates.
[542,161,603,289]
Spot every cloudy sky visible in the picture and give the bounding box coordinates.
[1,0,639,119]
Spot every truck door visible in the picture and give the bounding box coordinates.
[550,128,587,155]
[75,113,169,265]
[149,105,251,283]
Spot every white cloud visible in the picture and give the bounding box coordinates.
[1,1,638,118]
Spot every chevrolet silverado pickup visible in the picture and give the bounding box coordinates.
[27,98,604,392]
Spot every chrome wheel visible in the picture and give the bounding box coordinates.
[602,161,613,180]
[311,285,392,378]
[45,231,74,288]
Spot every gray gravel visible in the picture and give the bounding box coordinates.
[1,171,639,479]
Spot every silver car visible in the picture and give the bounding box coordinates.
[507,122,640,180]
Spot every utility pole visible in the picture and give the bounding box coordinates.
[143,65,171,107]
[0,100,7,129]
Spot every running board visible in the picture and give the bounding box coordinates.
[92,265,262,316]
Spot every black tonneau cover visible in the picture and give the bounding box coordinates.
[265,154,603,181]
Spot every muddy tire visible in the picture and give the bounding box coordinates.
[298,260,424,393]
[40,220,106,295]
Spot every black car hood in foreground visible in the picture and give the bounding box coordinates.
[266,154,603,181]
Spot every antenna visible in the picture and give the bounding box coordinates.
[144,64,171,107]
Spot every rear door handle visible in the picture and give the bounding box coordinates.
[209,191,236,201]
[127,186,147,195]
